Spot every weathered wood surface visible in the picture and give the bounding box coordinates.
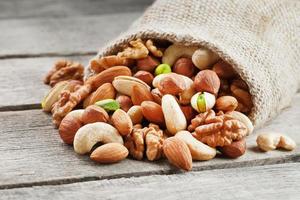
[1,163,299,200]
[0,93,299,189]
[0,0,153,19]
[0,12,141,58]
[0,56,90,111]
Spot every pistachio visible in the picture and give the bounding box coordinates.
[112,76,150,97]
[95,99,120,112]
[154,64,172,76]
[190,92,216,113]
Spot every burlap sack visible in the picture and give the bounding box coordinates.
[87,0,300,128]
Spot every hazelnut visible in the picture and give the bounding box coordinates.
[59,110,84,145]
[136,56,160,72]
[133,71,154,86]
[212,60,237,79]
[180,105,196,123]
[151,88,162,105]
[173,58,195,77]
[82,105,109,124]
[194,70,220,95]
[215,96,238,111]
[116,95,133,112]
[219,139,246,158]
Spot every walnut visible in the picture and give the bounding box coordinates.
[144,123,164,161]
[90,55,132,73]
[124,124,145,160]
[145,39,163,57]
[51,84,92,126]
[189,111,247,147]
[44,60,84,87]
[118,39,149,59]
[124,123,165,161]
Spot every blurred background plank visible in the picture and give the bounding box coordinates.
[0,0,154,19]
[1,163,299,200]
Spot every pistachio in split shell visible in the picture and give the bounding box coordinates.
[82,105,109,124]
[190,92,216,113]
[42,80,81,112]
[95,99,120,112]
[154,64,172,76]
[112,75,150,97]
[191,48,219,70]
[111,109,133,136]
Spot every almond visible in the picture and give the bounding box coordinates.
[83,83,116,108]
[131,85,154,105]
[90,143,129,164]
[127,105,143,124]
[173,58,195,78]
[141,101,165,125]
[86,66,132,91]
[219,139,246,158]
[136,55,160,72]
[111,109,133,136]
[82,105,109,124]
[194,69,220,95]
[163,137,192,171]
[116,95,133,112]
[215,96,238,111]
[133,71,154,86]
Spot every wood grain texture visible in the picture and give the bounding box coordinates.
[0,12,140,57]
[0,56,90,110]
[1,163,299,200]
[0,0,153,19]
[0,93,299,189]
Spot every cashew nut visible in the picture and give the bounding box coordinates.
[162,95,187,135]
[73,122,123,154]
[256,132,296,152]
[227,111,253,135]
[192,48,219,70]
[162,44,198,66]
[176,131,216,160]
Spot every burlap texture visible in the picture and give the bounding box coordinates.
[87,0,300,128]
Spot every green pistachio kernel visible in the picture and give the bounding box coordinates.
[154,64,172,76]
[95,99,120,112]
[197,93,207,113]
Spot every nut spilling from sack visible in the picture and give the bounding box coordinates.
[42,39,295,170]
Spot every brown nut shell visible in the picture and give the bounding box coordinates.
[215,96,238,111]
[133,71,154,86]
[136,56,160,72]
[219,139,246,158]
[116,95,133,112]
[111,109,133,136]
[82,105,109,124]
[194,70,220,95]
[141,101,165,125]
[173,58,195,78]
[90,143,128,164]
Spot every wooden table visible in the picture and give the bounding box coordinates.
[0,0,299,199]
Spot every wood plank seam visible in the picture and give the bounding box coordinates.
[0,52,96,60]
[0,156,298,190]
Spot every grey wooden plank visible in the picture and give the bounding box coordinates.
[0,0,153,20]
[1,163,299,200]
[0,12,141,57]
[0,93,299,188]
[0,56,90,110]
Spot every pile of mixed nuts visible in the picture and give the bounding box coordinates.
[42,38,296,171]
